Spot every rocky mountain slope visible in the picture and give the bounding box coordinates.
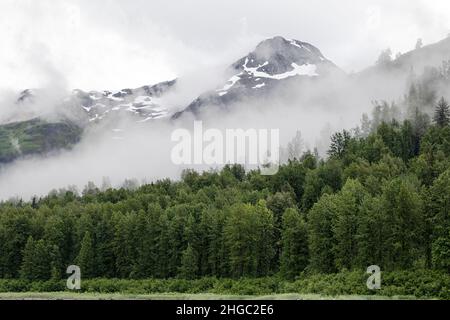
[173,36,343,118]
[1,36,450,165]
[72,79,176,123]
[0,80,177,164]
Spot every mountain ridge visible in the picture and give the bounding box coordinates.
[173,36,343,118]
[1,35,450,164]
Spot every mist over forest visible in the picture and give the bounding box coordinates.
[1,34,450,200]
[1,0,450,302]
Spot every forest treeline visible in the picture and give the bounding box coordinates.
[0,92,450,286]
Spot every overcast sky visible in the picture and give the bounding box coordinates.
[1,0,450,91]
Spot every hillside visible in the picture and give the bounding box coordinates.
[0,119,82,164]
[1,36,450,165]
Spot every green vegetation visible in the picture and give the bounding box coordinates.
[0,118,82,163]
[0,95,450,299]
[0,292,419,301]
[0,270,447,299]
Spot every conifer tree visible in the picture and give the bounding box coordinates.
[434,97,450,127]
[20,237,51,280]
[178,244,199,279]
[20,236,36,280]
[225,204,260,277]
[33,239,51,280]
[76,231,96,278]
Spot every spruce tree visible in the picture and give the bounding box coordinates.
[134,204,163,278]
[113,213,136,278]
[20,236,36,280]
[20,237,51,280]
[434,97,450,127]
[76,231,95,278]
[178,244,199,279]
[33,240,51,280]
[328,130,351,159]
[225,204,259,277]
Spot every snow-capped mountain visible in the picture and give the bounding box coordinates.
[173,36,342,118]
[0,36,343,164]
[0,80,177,165]
[70,79,176,123]
[13,37,338,125]
[12,80,176,126]
[4,35,449,165]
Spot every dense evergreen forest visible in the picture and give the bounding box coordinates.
[1,81,450,297]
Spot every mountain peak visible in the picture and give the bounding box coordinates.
[231,36,331,77]
[254,36,326,61]
[173,36,342,119]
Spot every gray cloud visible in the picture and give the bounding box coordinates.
[0,0,450,200]
[1,0,450,91]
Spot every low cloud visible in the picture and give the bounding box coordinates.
[1,0,450,199]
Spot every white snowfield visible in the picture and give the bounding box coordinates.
[82,106,92,112]
[244,61,319,80]
[252,83,266,89]
[216,57,319,96]
[81,90,170,123]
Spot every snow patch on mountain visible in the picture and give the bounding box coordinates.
[67,80,177,124]
[216,74,242,96]
[243,59,318,79]
[252,83,266,89]
[173,36,343,118]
